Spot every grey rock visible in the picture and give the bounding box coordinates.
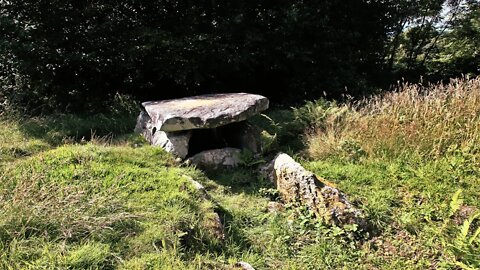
[262,153,366,228]
[184,175,209,200]
[134,110,153,140]
[154,131,191,159]
[135,111,191,158]
[141,93,269,132]
[135,93,267,162]
[188,147,241,169]
[234,262,256,270]
[236,121,262,153]
[208,212,225,241]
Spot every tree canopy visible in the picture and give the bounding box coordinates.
[0,0,479,112]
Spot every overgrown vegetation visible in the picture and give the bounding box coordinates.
[0,142,225,269]
[1,0,478,267]
[1,1,478,112]
[0,78,479,269]
[305,77,480,160]
[301,78,480,269]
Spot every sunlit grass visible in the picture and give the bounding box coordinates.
[1,79,479,269]
[306,77,480,160]
[303,77,480,269]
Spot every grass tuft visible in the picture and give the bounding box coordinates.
[306,77,480,160]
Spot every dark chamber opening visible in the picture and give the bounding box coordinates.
[187,122,245,157]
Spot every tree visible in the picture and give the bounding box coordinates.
[427,0,480,78]
[387,0,479,81]
[0,0,407,112]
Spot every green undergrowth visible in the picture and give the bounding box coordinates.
[0,117,402,269]
[0,144,223,269]
[0,113,136,163]
[294,79,480,269]
[1,86,479,269]
[0,118,379,269]
[305,153,480,269]
[250,109,305,155]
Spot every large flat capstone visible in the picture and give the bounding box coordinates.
[141,93,269,132]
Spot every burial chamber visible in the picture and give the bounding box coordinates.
[134,93,269,166]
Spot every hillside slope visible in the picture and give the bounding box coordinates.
[1,78,479,269]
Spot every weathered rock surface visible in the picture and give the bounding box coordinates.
[262,153,366,228]
[135,111,192,158]
[206,212,225,241]
[235,122,262,153]
[233,262,256,270]
[154,131,191,158]
[134,111,153,140]
[188,148,241,169]
[135,111,190,158]
[141,93,269,132]
[135,93,268,161]
[184,175,209,200]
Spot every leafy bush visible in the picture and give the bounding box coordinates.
[293,99,345,130]
[0,0,393,112]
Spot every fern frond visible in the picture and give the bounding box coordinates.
[449,189,463,217]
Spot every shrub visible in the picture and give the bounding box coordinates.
[0,0,392,112]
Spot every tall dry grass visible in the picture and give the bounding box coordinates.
[307,77,480,159]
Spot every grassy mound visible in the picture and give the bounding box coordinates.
[0,117,401,269]
[0,113,136,163]
[0,144,219,269]
[1,78,479,269]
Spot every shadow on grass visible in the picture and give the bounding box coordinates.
[204,167,274,196]
[178,167,275,260]
[217,205,255,253]
[18,113,137,145]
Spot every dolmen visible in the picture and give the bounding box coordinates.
[135,93,269,168]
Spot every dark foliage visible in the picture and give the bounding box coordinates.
[1,0,478,113]
[0,0,394,112]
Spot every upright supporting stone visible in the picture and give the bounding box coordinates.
[235,122,262,153]
[134,111,154,141]
[154,131,191,159]
[135,111,191,158]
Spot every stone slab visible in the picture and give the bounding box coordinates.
[141,93,269,132]
[187,147,241,169]
[134,111,191,158]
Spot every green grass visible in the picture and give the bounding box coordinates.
[1,79,479,269]
[0,113,137,163]
[0,119,50,163]
[305,154,480,269]
[0,115,373,269]
[0,143,222,269]
[298,78,480,269]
